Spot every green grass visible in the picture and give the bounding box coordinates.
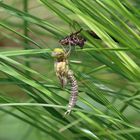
[0,0,140,140]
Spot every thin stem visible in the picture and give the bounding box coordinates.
[23,0,30,75]
[120,90,140,113]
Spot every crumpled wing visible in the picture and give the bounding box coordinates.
[55,61,68,88]
[58,76,67,88]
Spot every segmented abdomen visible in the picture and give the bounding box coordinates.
[66,70,78,114]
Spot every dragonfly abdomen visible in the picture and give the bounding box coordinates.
[65,70,78,114]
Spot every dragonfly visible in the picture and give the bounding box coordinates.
[52,48,78,116]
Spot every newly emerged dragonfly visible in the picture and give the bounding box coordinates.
[52,48,78,115]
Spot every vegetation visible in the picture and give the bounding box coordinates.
[0,0,140,139]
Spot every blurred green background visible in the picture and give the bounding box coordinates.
[0,0,140,140]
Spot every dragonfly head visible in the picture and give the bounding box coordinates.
[52,48,65,59]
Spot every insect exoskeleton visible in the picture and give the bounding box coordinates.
[59,29,86,49]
